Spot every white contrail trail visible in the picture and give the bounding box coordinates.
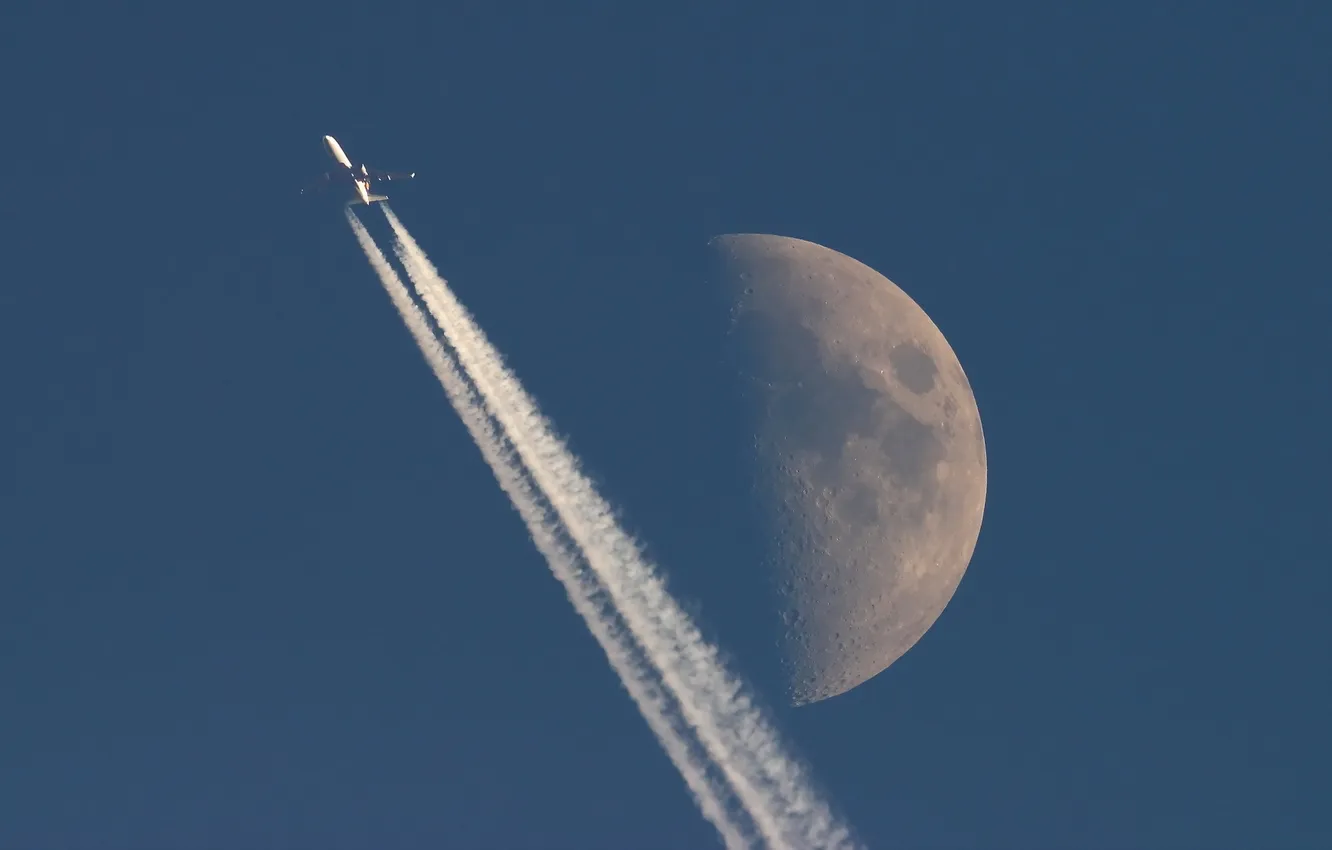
[344,210,756,850]
[380,206,858,850]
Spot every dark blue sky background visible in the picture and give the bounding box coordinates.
[4,2,1329,848]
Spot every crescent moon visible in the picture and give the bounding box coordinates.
[712,234,988,705]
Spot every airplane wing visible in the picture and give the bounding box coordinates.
[301,171,332,195]
[347,193,391,207]
[364,166,416,182]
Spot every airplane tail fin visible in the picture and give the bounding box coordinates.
[346,194,391,207]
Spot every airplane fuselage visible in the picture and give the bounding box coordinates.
[322,135,373,205]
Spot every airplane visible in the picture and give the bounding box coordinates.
[302,135,415,206]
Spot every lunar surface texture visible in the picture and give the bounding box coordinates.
[712,234,987,705]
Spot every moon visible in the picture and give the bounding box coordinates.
[711,234,987,705]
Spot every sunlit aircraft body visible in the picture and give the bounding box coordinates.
[302,135,415,206]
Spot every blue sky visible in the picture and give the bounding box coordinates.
[3,3,1329,848]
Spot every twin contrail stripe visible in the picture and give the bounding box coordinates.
[346,209,755,849]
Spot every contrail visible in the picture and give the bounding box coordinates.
[380,206,859,850]
[344,210,756,850]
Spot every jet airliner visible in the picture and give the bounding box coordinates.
[302,135,415,206]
